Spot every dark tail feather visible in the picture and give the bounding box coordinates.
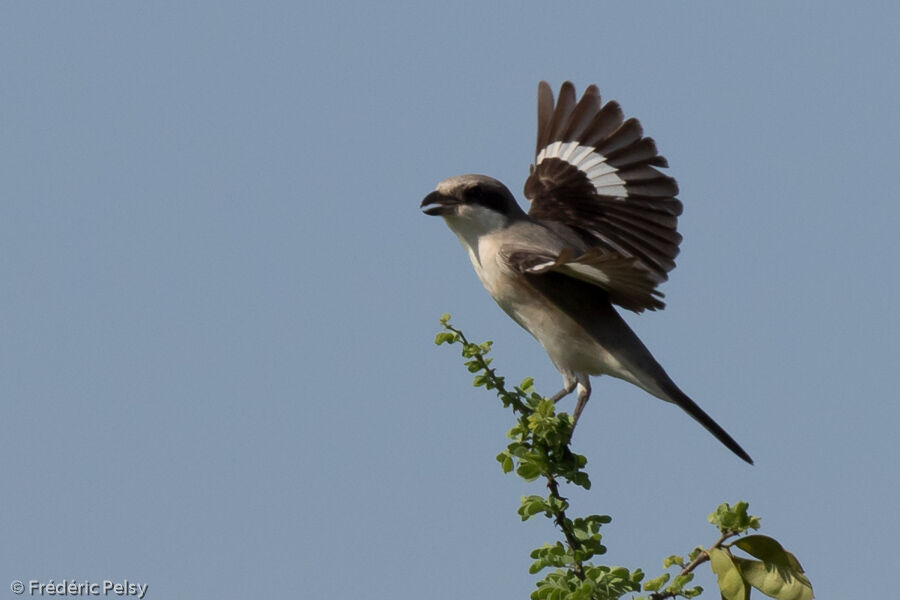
[665,385,753,464]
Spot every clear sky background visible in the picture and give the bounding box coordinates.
[2,2,897,598]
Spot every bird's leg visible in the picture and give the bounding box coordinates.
[548,379,577,404]
[571,381,591,432]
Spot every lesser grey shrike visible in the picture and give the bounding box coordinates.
[421,81,752,464]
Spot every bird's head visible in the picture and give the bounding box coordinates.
[421,174,525,237]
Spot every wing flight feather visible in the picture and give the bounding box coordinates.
[524,81,682,311]
[501,246,665,313]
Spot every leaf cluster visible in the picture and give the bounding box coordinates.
[710,533,812,600]
[434,316,813,600]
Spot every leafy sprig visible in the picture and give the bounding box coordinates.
[434,315,813,600]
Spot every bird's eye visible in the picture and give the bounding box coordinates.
[466,186,483,202]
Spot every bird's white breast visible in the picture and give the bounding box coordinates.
[455,228,529,310]
[457,229,631,384]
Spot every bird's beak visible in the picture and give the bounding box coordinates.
[420,190,459,216]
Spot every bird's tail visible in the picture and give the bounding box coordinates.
[662,382,754,465]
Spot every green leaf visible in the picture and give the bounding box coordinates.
[528,543,571,574]
[733,557,813,600]
[497,453,514,473]
[688,546,704,562]
[516,461,543,481]
[434,332,456,345]
[531,571,574,600]
[571,472,591,489]
[734,535,805,571]
[505,441,527,456]
[731,536,813,600]
[663,554,684,568]
[439,313,451,324]
[518,495,549,520]
[708,501,760,533]
[642,573,670,592]
[546,496,569,514]
[708,547,749,600]
[667,572,693,593]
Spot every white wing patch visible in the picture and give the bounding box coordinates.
[524,260,557,273]
[535,141,628,198]
[559,262,611,286]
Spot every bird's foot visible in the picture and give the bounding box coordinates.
[548,381,577,404]
[570,382,591,433]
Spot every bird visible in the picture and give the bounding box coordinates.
[421,81,752,464]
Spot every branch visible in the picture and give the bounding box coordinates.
[434,316,812,600]
[545,474,585,581]
[436,316,605,589]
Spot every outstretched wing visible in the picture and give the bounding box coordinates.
[524,81,682,311]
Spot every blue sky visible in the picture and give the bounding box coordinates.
[1,2,897,598]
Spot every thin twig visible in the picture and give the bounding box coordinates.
[545,474,585,581]
[648,531,735,600]
[443,321,587,582]
[444,323,529,415]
